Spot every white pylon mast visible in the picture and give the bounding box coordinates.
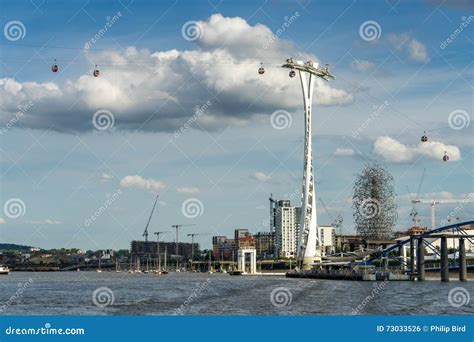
[282,58,334,269]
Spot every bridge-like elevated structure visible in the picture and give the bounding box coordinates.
[373,220,473,281]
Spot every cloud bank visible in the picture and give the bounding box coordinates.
[0,14,352,134]
[373,136,461,163]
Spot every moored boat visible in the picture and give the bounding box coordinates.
[0,265,10,275]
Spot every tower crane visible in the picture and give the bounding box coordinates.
[412,197,474,229]
[318,197,343,235]
[407,168,426,227]
[187,233,209,268]
[172,224,196,257]
[143,194,159,261]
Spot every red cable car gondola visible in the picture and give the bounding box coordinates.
[258,63,265,75]
[93,65,100,77]
[421,131,428,142]
[51,59,59,73]
[443,151,449,162]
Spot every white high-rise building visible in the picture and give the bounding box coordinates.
[274,200,301,258]
[318,225,336,255]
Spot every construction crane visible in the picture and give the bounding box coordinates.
[143,194,160,260]
[187,233,208,269]
[318,197,343,235]
[412,198,474,229]
[407,168,426,227]
[172,224,196,257]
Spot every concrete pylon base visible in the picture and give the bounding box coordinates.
[301,256,321,270]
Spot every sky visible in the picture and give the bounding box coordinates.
[0,0,473,250]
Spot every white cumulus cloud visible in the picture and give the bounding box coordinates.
[0,14,352,133]
[387,33,429,62]
[334,148,355,156]
[350,59,376,72]
[252,171,272,182]
[177,187,200,194]
[373,136,461,163]
[120,175,165,191]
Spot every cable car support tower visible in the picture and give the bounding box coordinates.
[281,58,334,269]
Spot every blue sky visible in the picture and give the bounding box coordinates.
[0,0,473,250]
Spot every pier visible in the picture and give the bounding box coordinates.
[287,221,474,282]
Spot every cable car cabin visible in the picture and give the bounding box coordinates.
[51,60,59,73]
[421,131,428,142]
[93,66,100,77]
[443,152,449,162]
[289,70,296,78]
[258,63,265,75]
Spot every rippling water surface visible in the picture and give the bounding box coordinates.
[0,272,472,315]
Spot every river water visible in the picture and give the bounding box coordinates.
[0,272,472,315]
